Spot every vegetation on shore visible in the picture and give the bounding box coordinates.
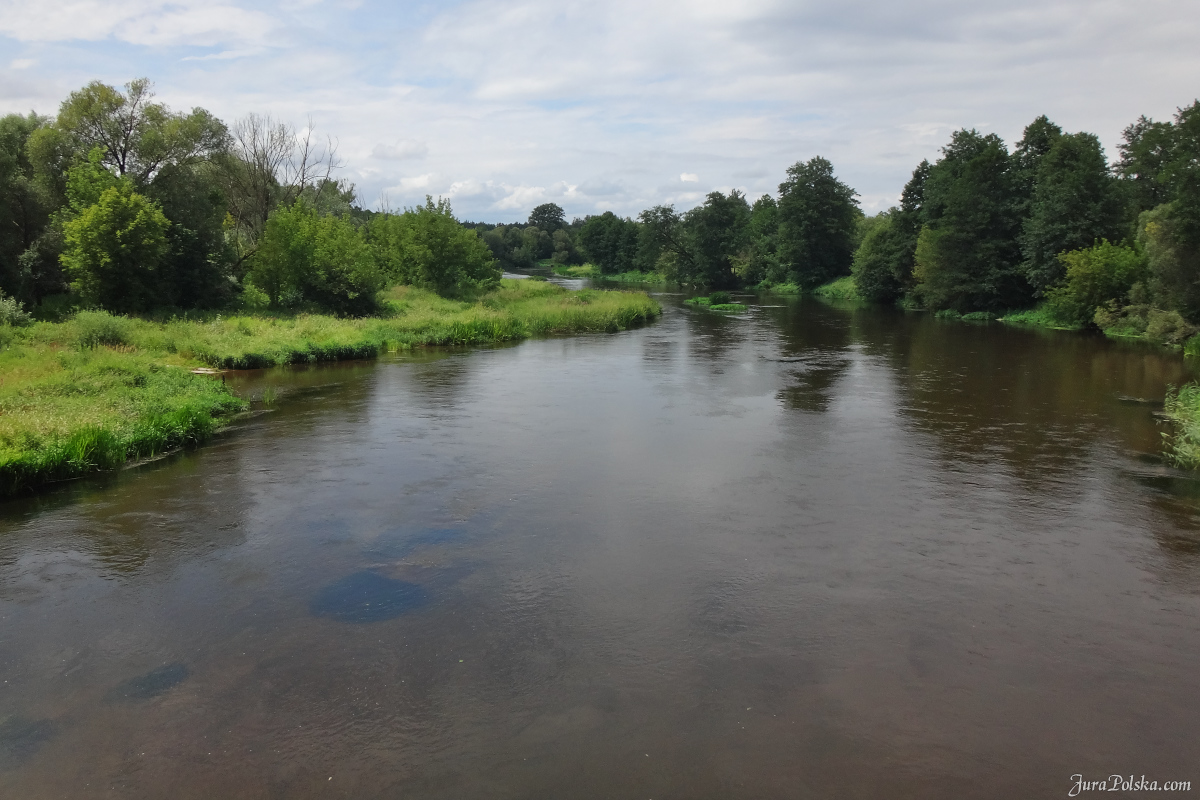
[0,280,659,497]
[1163,384,1200,468]
[683,291,747,312]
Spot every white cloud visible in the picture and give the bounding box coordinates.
[2,0,1199,220]
[371,139,429,160]
[9,58,34,70]
[0,0,277,47]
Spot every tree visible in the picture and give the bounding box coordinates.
[1117,115,1176,218]
[1020,132,1124,293]
[732,194,780,286]
[1137,202,1200,317]
[61,180,170,313]
[251,201,383,314]
[1010,115,1063,219]
[852,210,904,302]
[54,79,227,187]
[579,211,639,274]
[637,205,692,279]
[0,113,54,303]
[528,203,566,233]
[681,190,750,289]
[914,130,1025,311]
[220,113,343,271]
[776,156,861,289]
[1045,241,1146,326]
[369,197,498,298]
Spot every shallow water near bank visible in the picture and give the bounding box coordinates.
[2,295,1199,798]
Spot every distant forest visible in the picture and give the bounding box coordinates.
[1,78,1198,340]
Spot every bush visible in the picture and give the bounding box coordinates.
[0,291,32,327]
[60,181,170,313]
[708,291,731,305]
[369,197,499,298]
[72,310,134,348]
[1044,240,1146,326]
[250,202,384,315]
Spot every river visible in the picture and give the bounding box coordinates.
[1,293,1198,798]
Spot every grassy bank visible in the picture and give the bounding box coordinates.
[1164,384,1200,468]
[0,279,660,497]
[812,276,862,302]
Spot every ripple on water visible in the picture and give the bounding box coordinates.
[104,663,190,703]
[310,570,429,623]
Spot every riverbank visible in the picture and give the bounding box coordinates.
[0,279,660,497]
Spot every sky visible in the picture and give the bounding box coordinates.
[1,0,1198,222]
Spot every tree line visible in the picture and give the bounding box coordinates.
[488,101,1200,344]
[3,77,1197,336]
[0,79,498,317]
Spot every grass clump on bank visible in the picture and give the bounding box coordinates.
[684,291,747,312]
[0,280,659,496]
[1163,383,1200,468]
[812,276,862,302]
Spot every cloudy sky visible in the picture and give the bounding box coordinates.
[2,0,1198,221]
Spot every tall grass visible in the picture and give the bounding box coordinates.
[0,280,659,496]
[812,276,862,301]
[1163,383,1200,468]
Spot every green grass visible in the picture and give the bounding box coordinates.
[812,276,861,301]
[757,282,801,295]
[998,304,1083,330]
[599,271,668,285]
[550,265,668,285]
[551,264,600,278]
[683,294,748,312]
[1163,383,1200,468]
[0,280,660,497]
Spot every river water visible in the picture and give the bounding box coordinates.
[2,294,1199,798]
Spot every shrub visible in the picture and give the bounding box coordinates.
[72,310,134,348]
[0,291,32,327]
[368,197,499,298]
[60,181,170,313]
[1044,240,1147,326]
[250,202,384,315]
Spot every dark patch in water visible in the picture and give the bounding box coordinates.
[0,716,57,770]
[310,571,428,623]
[366,526,464,559]
[105,663,190,703]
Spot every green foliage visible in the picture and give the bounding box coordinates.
[731,194,781,286]
[579,211,640,274]
[1163,383,1200,469]
[252,201,384,314]
[1020,132,1124,293]
[54,78,227,186]
[777,156,861,289]
[0,113,56,304]
[528,203,566,233]
[915,130,1025,311]
[681,191,751,289]
[369,197,498,299]
[1044,241,1146,326]
[61,180,171,313]
[813,275,861,301]
[1094,300,1197,346]
[1136,202,1200,316]
[0,290,32,327]
[852,210,908,302]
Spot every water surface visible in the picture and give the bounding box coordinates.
[2,296,1198,798]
